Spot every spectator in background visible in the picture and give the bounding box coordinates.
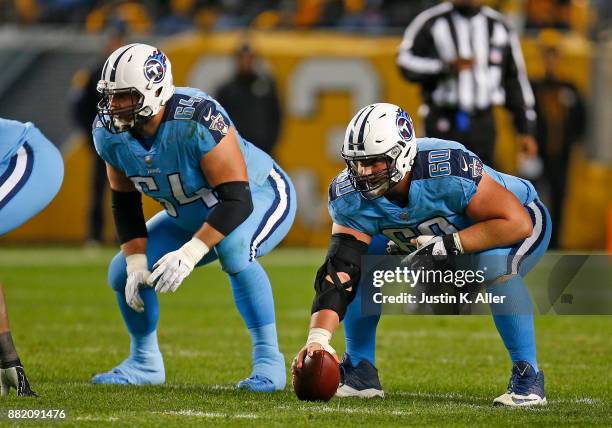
[69,22,126,245]
[154,0,195,35]
[397,0,538,168]
[524,0,571,31]
[531,31,586,248]
[216,42,282,155]
[337,0,386,34]
[382,0,439,30]
[213,0,250,30]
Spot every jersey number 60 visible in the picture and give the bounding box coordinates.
[382,217,458,253]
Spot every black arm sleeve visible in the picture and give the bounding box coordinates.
[206,181,254,236]
[111,190,148,244]
[311,233,369,321]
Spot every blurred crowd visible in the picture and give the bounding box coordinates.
[1,0,608,37]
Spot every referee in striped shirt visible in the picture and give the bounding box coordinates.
[397,0,538,166]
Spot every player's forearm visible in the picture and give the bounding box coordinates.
[458,217,532,253]
[310,310,340,334]
[120,237,147,257]
[306,310,340,354]
[193,223,225,249]
[170,181,253,266]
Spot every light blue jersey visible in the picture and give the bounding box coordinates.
[0,119,63,235]
[93,87,274,231]
[329,138,538,253]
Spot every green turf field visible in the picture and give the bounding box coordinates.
[0,247,610,426]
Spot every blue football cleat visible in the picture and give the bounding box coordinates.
[236,348,285,392]
[91,354,165,385]
[493,361,546,407]
[236,374,280,392]
[335,353,384,398]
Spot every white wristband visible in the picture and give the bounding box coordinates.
[126,254,148,275]
[182,237,210,265]
[307,328,335,354]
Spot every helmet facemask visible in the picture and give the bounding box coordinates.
[96,86,154,134]
[343,145,403,199]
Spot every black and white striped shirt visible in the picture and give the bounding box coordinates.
[397,2,536,134]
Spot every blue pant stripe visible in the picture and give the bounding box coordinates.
[0,143,34,210]
[249,166,290,261]
[506,204,536,274]
[508,199,547,275]
[255,166,291,253]
[515,199,548,273]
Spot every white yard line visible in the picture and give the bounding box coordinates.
[73,415,120,422]
[156,410,258,419]
[277,404,412,416]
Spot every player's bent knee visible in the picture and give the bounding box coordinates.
[219,257,250,276]
[216,245,250,275]
[108,252,128,292]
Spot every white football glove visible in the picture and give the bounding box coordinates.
[148,238,209,293]
[125,254,151,313]
[411,235,443,250]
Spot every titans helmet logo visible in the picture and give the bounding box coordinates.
[144,50,167,84]
[396,108,414,142]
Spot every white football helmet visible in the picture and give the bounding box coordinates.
[342,103,417,198]
[97,43,175,133]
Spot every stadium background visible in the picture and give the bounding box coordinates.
[0,0,610,250]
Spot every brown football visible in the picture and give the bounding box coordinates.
[293,350,340,401]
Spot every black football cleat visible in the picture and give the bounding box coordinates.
[335,353,384,398]
[493,361,546,407]
[0,365,38,397]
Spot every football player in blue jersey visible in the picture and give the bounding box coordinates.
[0,118,64,396]
[90,44,296,392]
[293,103,550,406]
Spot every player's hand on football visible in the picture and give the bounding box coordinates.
[124,254,152,313]
[292,343,339,372]
[148,238,209,293]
